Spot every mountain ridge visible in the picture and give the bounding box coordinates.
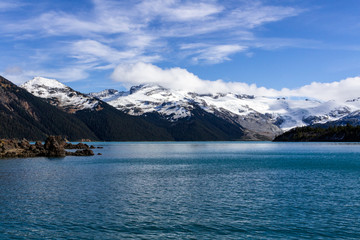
[0,75,172,141]
[21,77,175,141]
[89,83,360,139]
[19,76,249,141]
[19,76,360,141]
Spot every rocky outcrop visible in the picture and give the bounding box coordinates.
[64,142,96,149]
[0,136,95,158]
[44,136,66,157]
[69,149,95,156]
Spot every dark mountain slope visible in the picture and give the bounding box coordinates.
[141,105,246,141]
[20,77,249,141]
[273,124,360,142]
[75,101,174,141]
[0,76,98,141]
[21,77,175,141]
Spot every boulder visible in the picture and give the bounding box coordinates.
[44,136,66,157]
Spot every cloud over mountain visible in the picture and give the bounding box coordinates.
[112,62,360,102]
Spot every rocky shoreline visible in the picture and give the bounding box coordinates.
[0,136,97,158]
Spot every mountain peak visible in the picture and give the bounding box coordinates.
[0,75,98,141]
[21,76,100,113]
[22,77,68,89]
[129,83,166,94]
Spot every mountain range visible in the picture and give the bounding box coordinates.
[0,76,171,141]
[20,77,246,141]
[86,83,360,138]
[2,75,360,141]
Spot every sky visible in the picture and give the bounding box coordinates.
[0,0,360,100]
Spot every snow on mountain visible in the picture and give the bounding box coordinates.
[21,77,100,113]
[92,84,355,131]
[89,89,128,102]
[20,77,360,137]
[100,84,194,120]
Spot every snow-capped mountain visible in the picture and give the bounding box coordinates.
[21,77,360,140]
[20,77,249,141]
[21,77,101,113]
[88,89,128,102]
[0,75,98,141]
[91,84,194,120]
[90,84,357,137]
[19,77,176,141]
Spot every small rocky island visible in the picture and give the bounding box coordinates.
[0,136,96,158]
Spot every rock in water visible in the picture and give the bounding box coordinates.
[44,136,66,157]
[64,142,90,149]
[67,149,95,156]
[0,136,96,158]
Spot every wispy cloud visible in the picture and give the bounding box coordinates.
[136,0,224,22]
[192,44,247,64]
[0,0,304,83]
[71,40,136,63]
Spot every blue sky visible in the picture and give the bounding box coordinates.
[1,0,360,95]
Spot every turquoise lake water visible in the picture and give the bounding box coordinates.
[1,142,360,239]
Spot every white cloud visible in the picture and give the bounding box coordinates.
[111,62,280,95]
[192,44,247,63]
[228,2,301,28]
[112,62,246,94]
[167,2,222,21]
[71,40,136,63]
[136,0,223,22]
[0,0,309,86]
[111,62,360,102]
[71,39,162,67]
[291,78,360,102]
[180,44,248,63]
[0,0,303,66]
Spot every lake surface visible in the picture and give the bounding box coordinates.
[1,142,360,239]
